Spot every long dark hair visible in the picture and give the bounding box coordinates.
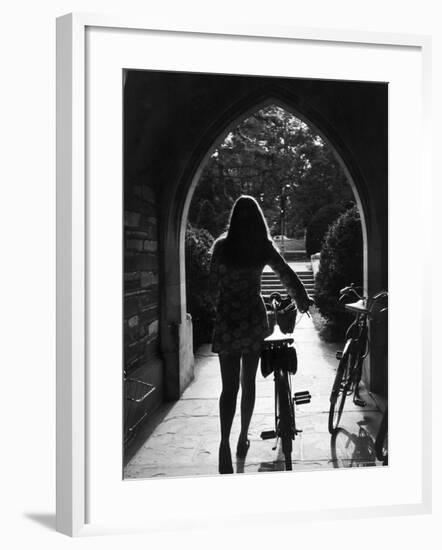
[220,195,272,267]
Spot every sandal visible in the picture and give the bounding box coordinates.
[236,438,250,459]
[219,443,233,474]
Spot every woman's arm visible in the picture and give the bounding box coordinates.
[266,243,311,312]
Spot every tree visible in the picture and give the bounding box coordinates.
[188,105,353,240]
[305,203,348,256]
[196,199,218,237]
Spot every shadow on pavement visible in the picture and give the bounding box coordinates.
[330,422,378,468]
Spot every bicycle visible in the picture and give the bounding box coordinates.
[260,292,312,470]
[328,284,388,435]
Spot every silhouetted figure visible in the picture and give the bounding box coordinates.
[209,196,311,474]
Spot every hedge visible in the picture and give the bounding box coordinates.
[314,206,363,339]
[185,223,215,348]
[305,203,346,256]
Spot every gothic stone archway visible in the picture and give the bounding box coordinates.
[124,71,387,410]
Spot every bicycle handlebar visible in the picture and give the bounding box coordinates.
[339,284,388,314]
[267,292,314,314]
[339,284,363,301]
[371,290,389,302]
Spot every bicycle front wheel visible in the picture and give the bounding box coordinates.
[276,369,294,470]
[328,350,352,434]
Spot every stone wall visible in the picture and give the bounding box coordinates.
[124,179,162,422]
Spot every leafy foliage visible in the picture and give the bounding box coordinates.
[188,105,353,240]
[314,206,363,339]
[185,224,215,347]
[195,199,219,238]
[305,203,348,256]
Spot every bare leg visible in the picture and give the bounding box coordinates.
[218,353,241,473]
[238,352,260,448]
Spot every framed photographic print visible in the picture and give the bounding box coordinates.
[56,13,432,536]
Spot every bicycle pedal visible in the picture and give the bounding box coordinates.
[294,397,311,405]
[260,430,276,440]
[294,391,311,405]
[336,350,343,360]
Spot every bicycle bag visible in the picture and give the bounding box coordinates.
[260,346,297,378]
[267,306,297,334]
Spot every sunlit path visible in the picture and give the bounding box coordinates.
[124,314,385,478]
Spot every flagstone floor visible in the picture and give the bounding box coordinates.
[124,313,387,479]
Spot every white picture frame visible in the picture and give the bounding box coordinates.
[56,13,432,537]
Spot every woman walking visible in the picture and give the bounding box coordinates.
[209,195,311,474]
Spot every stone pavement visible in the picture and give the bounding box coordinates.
[124,313,387,479]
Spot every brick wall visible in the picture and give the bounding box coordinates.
[124,180,162,425]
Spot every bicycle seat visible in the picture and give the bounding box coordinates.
[264,324,294,345]
[344,299,369,314]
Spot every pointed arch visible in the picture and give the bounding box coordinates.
[179,92,369,324]
[156,81,385,398]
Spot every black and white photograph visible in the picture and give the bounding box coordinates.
[1,0,438,544]
[122,70,388,478]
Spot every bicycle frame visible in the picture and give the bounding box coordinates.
[344,289,388,388]
[328,287,388,434]
[344,314,369,392]
[261,293,311,470]
[273,365,296,438]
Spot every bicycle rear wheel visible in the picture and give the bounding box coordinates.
[328,350,352,434]
[276,369,294,470]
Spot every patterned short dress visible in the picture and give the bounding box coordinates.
[209,238,308,355]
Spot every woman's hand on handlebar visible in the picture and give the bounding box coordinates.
[298,294,314,314]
